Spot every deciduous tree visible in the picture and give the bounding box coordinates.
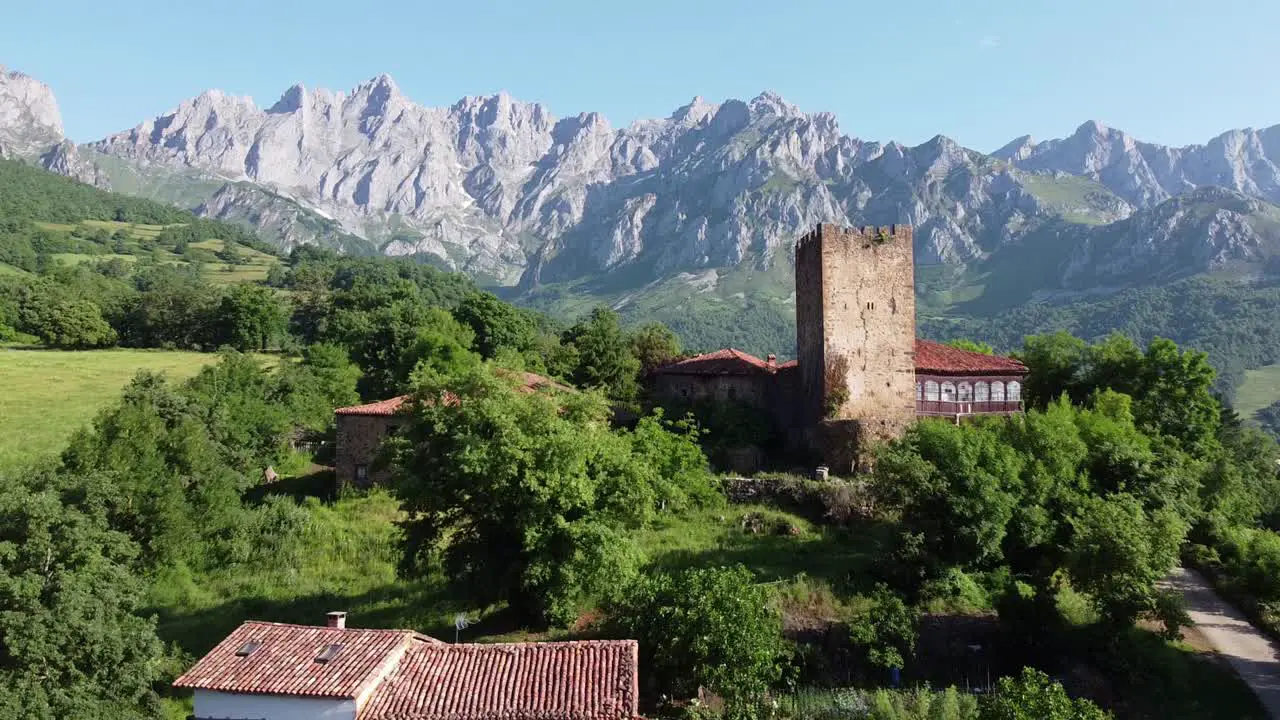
[0,473,164,720]
[605,565,788,712]
[389,365,713,624]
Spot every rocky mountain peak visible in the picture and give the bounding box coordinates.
[1073,119,1110,137]
[670,96,718,127]
[355,73,399,96]
[747,90,799,119]
[992,134,1036,161]
[268,83,307,114]
[0,64,65,157]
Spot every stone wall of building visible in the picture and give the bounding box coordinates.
[650,373,771,407]
[794,226,826,425]
[794,224,917,467]
[334,414,401,488]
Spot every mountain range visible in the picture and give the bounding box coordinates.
[4,64,1280,366]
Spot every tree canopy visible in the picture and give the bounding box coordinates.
[605,565,788,714]
[387,363,716,624]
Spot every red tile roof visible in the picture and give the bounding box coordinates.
[506,370,574,395]
[914,339,1027,376]
[652,342,1024,378]
[360,640,639,720]
[175,621,639,720]
[336,396,412,416]
[335,371,571,416]
[652,349,777,376]
[171,621,434,699]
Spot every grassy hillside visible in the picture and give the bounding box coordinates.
[34,219,280,284]
[0,348,242,468]
[0,156,281,275]
[1233,363,1280,421]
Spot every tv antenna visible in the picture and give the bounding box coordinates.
[453,612,471,643]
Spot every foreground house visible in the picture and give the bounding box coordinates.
[334,371,568,487]
[174,613,639,720]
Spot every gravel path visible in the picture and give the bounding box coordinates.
[1161,567,1280,719]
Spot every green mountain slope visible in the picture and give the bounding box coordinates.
[0,158,281,281]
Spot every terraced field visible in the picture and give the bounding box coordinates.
[33,219,280,284]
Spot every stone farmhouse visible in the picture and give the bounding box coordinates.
[649,223,1027,471]
[333,370,569,488]
[174,612,638,720]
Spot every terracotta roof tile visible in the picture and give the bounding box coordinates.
[653,341,1023,378]
[652,349,775,377]
[171,621,433,698]
[913,339,1027,376]
[175,621,639,720]
[506,370,574,395]
[336,396,412,416]
[360,640,639,720]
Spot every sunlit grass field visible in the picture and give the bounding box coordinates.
[0,348,246,469]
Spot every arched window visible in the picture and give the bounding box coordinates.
[941,382,957,402]
[916,382,923,401]
[991,381,1006,402]
[975,381,989,402]
[924,381,939,402]
[1007,381,1022,402]
[957,382,973,402]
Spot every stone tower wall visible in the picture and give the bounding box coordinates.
[794,223,917,463]
[794,225,827,423]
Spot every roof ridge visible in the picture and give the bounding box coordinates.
[419,639,638,650]
[240,620,416,635]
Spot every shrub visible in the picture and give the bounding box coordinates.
[980,668,1110,720]
[605,565,789,712]
[849,584,919,670]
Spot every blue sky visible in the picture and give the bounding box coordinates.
[4,0,1276,151]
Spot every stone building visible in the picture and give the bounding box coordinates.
[648,223,1027,471]
[333,371,569,488]
[334,396,410,488]
[648,349,781,406]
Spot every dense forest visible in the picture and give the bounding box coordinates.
[922,277,1280,400]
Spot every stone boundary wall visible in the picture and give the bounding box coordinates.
[719,476,875,525]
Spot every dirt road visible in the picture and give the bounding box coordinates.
[1161,567,1280,719]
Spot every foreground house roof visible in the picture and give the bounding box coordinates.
[650,341,1026,378]
[174,620,640,720]
[172,621,434,699]
[361,640,639,720]
[335,371,571,417]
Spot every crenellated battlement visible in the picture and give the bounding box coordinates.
[797,223,914,248]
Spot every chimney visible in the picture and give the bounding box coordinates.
[327,611,347,629]
[766,354,777,368]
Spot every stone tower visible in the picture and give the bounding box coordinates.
[794,223,916,469]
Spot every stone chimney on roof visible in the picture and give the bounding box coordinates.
[327,611,347,629]
[766,354,777,368]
